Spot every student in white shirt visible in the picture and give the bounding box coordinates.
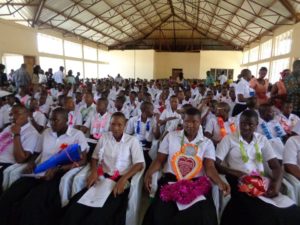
[109,96,130,119]
[53,66,64,84]
[126,101,160,169]
[0,107,88,225]
[232,69,254,116]
[28,98,47,133]
[61,112,144,225]
[126,91,139,118]
[257,103,286,160]
[205,102,237,145]
[159,95,181,134]
[82,98,111,159]
[216,110,300,225]
[275,101,300,135]
[0,105,40,194]
[218,72,228,85]
[80,92,96,123]
[143,107,230,225]
[64,97,83,129]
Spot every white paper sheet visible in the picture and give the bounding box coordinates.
[176,195,206,211]
[77,178,116,208]
[258,193,295,208]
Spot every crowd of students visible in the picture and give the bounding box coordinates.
[0,60,300,225]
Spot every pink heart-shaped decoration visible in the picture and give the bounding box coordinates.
[177,156,196,178]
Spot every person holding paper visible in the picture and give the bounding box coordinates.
[0,104,40,195]
[61,112,144,225]
[143,107,230,225]
[0,107,88,225]
[216,110,300,225]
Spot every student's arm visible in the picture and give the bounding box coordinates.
[153,114,161,139]
[215,158,247,178]
[204,158,230,195]
[144,153,168,192]
[29,116,44,133]
[86,158,98,188]
[113,162,143,197]
[23,152,40,174]
[11,124,31,163]
[265,158,282,198]
[237,94,248,103]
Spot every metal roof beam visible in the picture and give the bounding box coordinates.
[168,0,175,16]
[278,0,300,22]
[32,0,46,27]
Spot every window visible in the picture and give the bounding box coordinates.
[65,60,83,76]
[248,64,258,76]
[37,33,63,55]
[274,30,292,56]
[64,41,82,58]
[260,40,272,60]
[242,51,249,64]
[84,62,98,78]
[2,54,24,73]
[98,49,110,63]
[98,63,110,78]
[249,46,259,63]
[83,46,97,61]
[270,58,290,83]
[39,57,64,72]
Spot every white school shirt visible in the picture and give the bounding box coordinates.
[275,113,300,134]
[94,93,101,102]
[283,136,300,166]
[205,117,236,143]
[53,71,64,84]
[39,103,50,115]
[0,123,41,164]
[109,105,130,119]
[216,132,276,174]
[33,111,47,127]
[125,116,155,145]
[125,101,139,118]
[235,78,254,105]
[159,108,181,132]
[159,130,215,177]
[79,103,97,122]
[84,112,111,134]
[39,127,88,163]
[68,111,83,128]
[218,74,228,85]
[92,132,145,176]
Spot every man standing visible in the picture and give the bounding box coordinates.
[0,64,8,87]
[285,60,300,117]
[53,66,64,84]
[218,71,228,86]
[13,64,31,90]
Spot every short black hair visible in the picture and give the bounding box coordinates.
[52,107,68,121]
[217,102,230,112]
[140,101,153,111]
[97,97,108,105]
[111,112,126,123]
[258,103,272,115]
[240,109,259,123]
[185,107,201,118]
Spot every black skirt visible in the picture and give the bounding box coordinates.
[61,187,130,225]
[142,173,218,225]
[221,175,300,225]
[0,162,12,195]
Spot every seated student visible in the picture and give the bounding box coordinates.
[82,97,111,139]
[204,102,236,145]
[275,101,300,135]
[38,91,51,115]
[283,122,300,180]
[176,90,185,109]
[0,105,40,194]
[64,96,83,129]
[142,107,230,225]
[182,89,193,106]
[80,92,96,123]
[0,95,15,131]
[257,103,286,159]
[61,112,145,225]
[0,107,88,225]
[109,95,130,120]
[75,91,84,113]
[126,101,160,169]
[234,96,258,128]
[159,95,181,134]
[126,91,139,118]
[216,110,300,225]
[28,98,47,133]
[15,86,31,108]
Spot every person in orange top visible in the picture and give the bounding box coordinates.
[250,67,269,105]
[271,69,290,110]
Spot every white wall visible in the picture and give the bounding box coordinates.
[199,51,243,79]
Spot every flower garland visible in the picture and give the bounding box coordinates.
[217,117,236,138]
[92,113,110,140]
[160,176,212,204]
[239,140,264,174]
[261,122,284,140]
[0,132,13,154]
